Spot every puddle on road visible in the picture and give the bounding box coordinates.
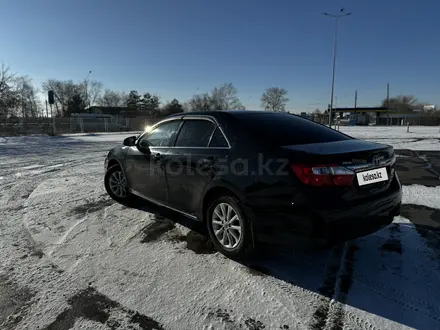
[401,204,440,262]
[42,287,164,330]
[401,204,440,229]
[395,150,440,186]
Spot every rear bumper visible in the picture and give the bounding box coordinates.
[246,185,402,246]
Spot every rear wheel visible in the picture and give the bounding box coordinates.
[206,195,254,259]
[105,165,130,203]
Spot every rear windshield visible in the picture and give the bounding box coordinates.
[238,113,352,145]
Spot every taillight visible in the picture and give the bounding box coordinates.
[291,164,355,187]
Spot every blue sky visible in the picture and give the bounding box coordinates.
[1,0,439,112]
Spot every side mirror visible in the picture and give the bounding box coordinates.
[137,144,151,155]
[123,136,137,147]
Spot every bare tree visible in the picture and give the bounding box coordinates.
[210,83,243,110]
[186,93,213,111]
[84,80,103,108]
[381,95,417,112]
[97,89,126,107]
[186,83,244,111]
[15,76,42,118]
[41,79,84,117]
[261,87,289,112]
[0,63,18,118]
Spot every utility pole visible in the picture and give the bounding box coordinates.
[354,90,357,109]
[386,83,390,126]
[85,70,92,111]
[386,83,390,107]
[48,90,55,135]
[323,8,352,128]
[50,103,54,135]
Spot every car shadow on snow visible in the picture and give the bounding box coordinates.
[121,197,216,255]
[120,197,440,330]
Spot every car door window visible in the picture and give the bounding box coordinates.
[139,120,181,147]
[208,127,229,148]
[175,120,216,147]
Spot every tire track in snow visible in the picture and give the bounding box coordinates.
[0,156,104,182]
[244,248,343,329]
[324,243,359,330]
[343,223,440,329]
[242,254,329,329]
[249,223,440,330]
[309,244,345,330]
[350,278,440,324]
[307,242,363,330]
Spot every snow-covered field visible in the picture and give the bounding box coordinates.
[0,126,439,330]
[339,125,440,151]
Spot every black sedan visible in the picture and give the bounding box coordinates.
[104,111,402,258]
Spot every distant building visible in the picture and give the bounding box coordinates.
[87,106,144,122]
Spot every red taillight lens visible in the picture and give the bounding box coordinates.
[291,164,354,187]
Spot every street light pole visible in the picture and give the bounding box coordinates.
[85,70,92,111]
[323,9,351,128]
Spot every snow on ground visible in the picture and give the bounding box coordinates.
[339,125,440,139]
[0,128,440,330]
[402,185,440,209]
[338,125,440,151]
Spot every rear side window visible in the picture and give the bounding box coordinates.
[209,127,229,148]
[175,120,216,147]
[240,113,352,145]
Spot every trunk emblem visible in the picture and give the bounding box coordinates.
[372,155,383,165]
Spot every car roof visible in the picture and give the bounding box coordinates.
[166,110,296,120]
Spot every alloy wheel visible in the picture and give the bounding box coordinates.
[211,202,243,249]
[108,170,127,198]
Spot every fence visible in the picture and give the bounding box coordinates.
[1,114,440,136]
[0,116,156,136]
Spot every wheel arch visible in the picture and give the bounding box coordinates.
[107,158,122,170]
[200,184,244,221]
[201,183,256,251]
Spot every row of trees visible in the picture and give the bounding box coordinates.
[0,63,293,119]
[1,63,437,119]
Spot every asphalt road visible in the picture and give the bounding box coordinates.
[395,150,440,186]
[395,149,440,231]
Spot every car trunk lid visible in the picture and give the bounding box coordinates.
[282,139,396,203]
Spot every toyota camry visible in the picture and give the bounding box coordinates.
[104,111,402,258]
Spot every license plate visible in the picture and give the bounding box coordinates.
[356,167,388,186]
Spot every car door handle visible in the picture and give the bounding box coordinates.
[152,153,162,161]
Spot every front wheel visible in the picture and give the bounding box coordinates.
[206,195,254,259]
[104,165,130,203]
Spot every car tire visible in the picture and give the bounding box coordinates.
[206,195,254,259]
[104,164,131,203]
